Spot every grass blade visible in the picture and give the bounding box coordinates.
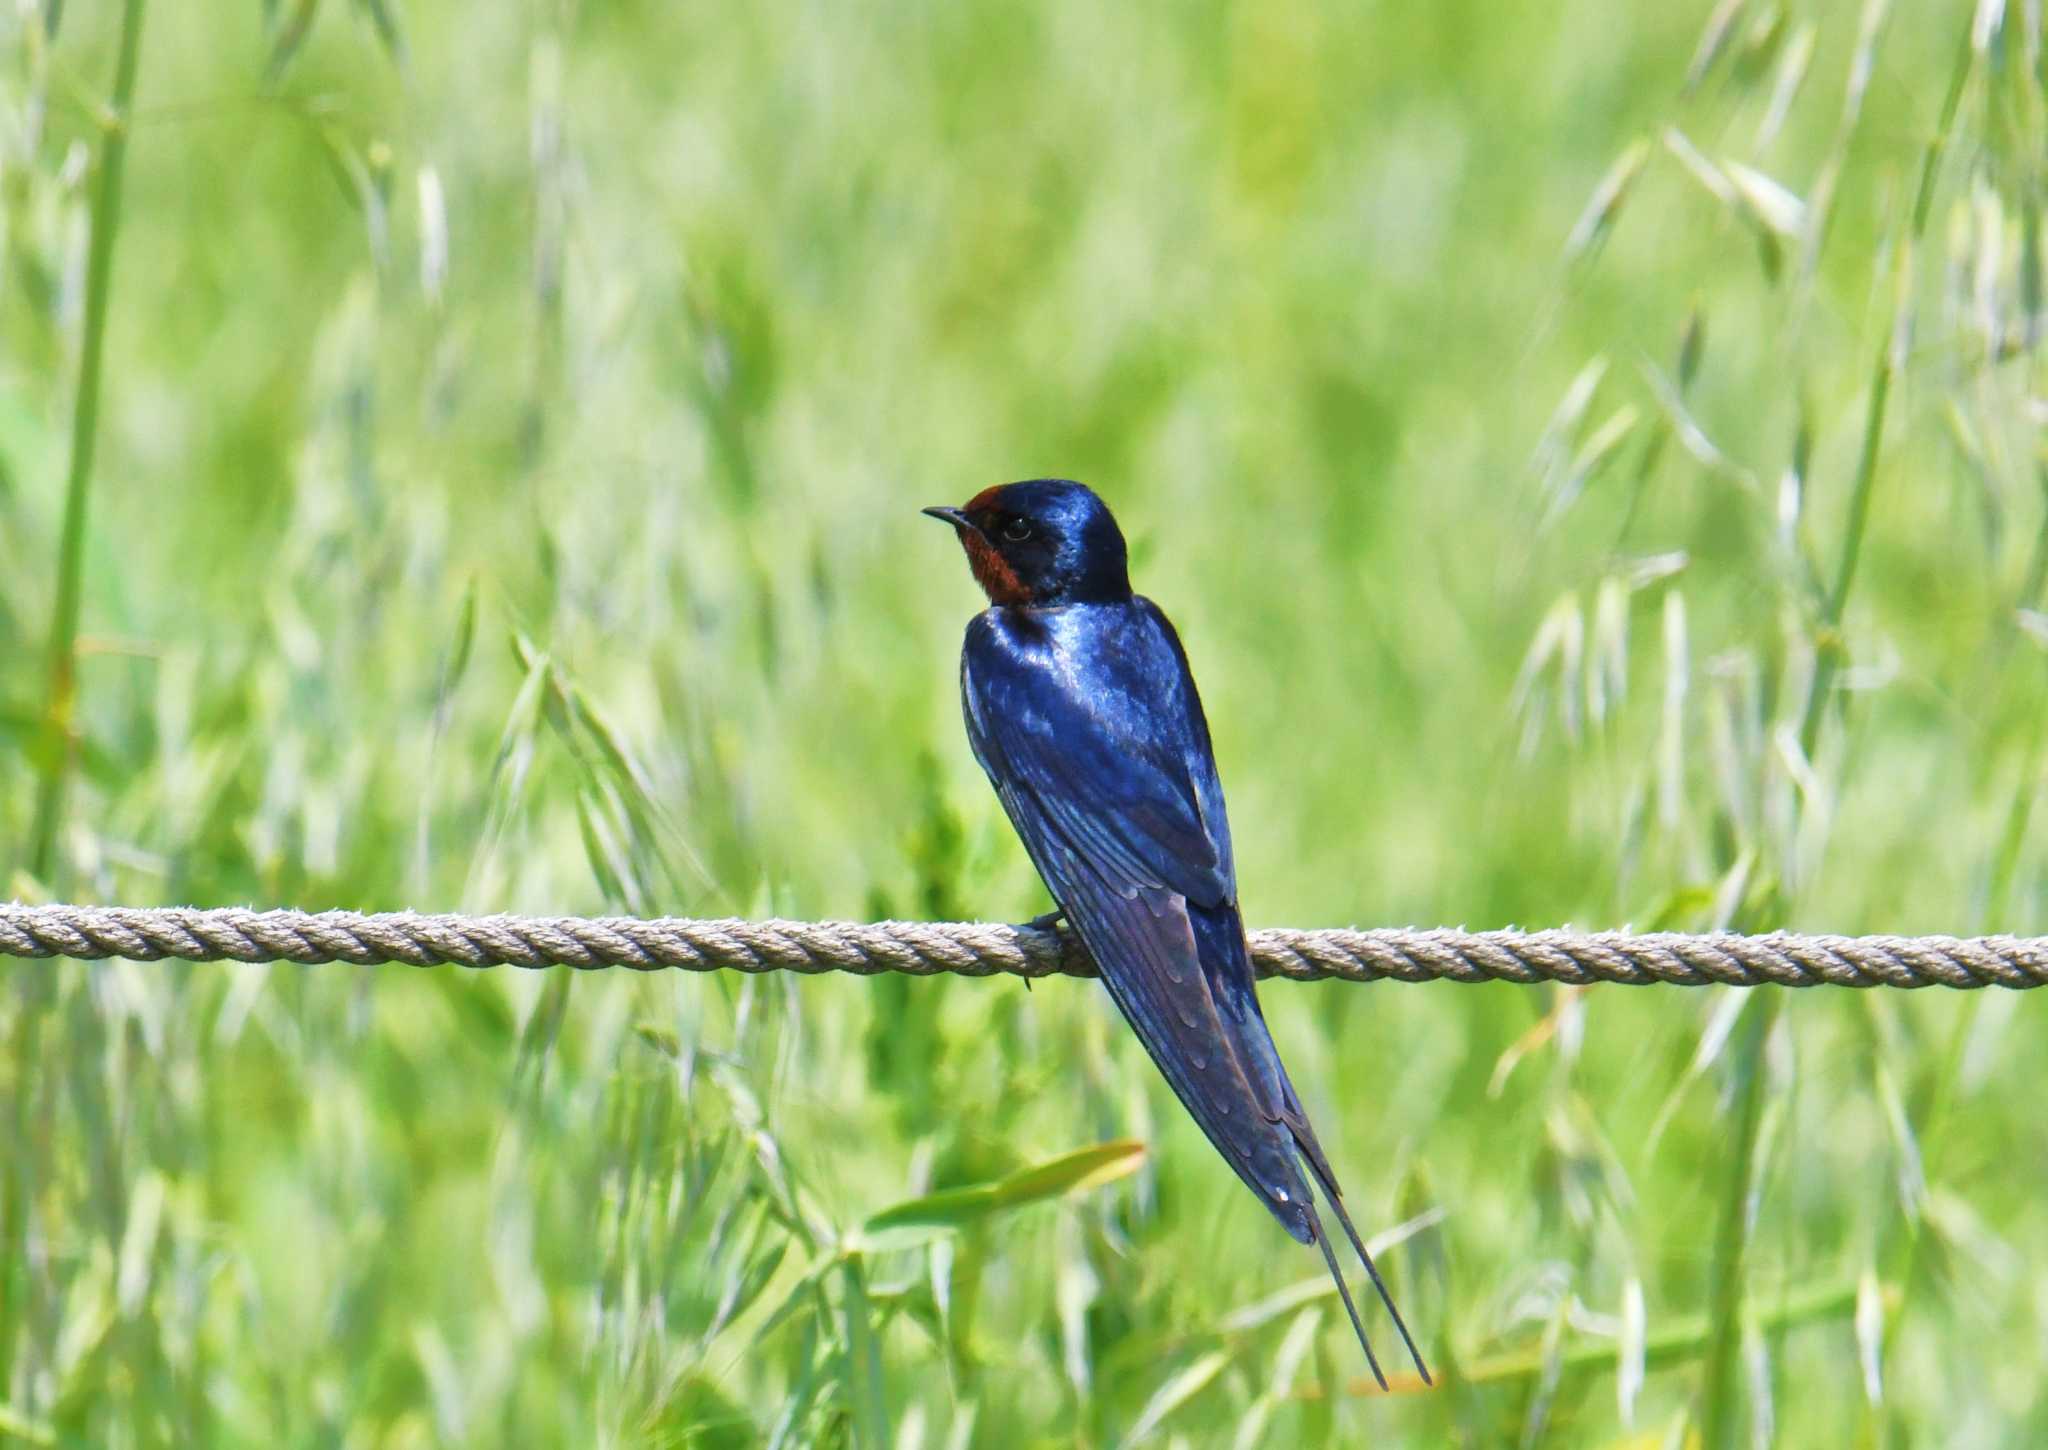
[859,1139,1145,1252]
[26,0,148,886]
[1699,994,1778,1450]
[840,1260,890,1450]
[1119,1351,1229,1448]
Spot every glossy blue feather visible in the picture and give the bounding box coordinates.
[930,479,1429,1389]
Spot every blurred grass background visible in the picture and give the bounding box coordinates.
[3,0,2046,1444]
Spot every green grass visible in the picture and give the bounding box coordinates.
[3,0,2047,1444]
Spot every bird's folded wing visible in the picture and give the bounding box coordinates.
[961,612,1232,908]
[963,632,1312,1236]
[1051,865,1317,1239]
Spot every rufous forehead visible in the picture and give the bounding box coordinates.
[964,484,1008,513]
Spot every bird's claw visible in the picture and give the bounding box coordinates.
[1014,908,1069,993]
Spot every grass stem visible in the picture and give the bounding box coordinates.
[1698,992,1778,1449]
[1304,1270,1879,1400]
[26,0,149,885]
[1797,280,1899,760]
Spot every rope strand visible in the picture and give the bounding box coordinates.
[1,904,2043,988]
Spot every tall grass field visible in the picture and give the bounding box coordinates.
[3,1,2045,1444]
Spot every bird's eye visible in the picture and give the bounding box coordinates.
[1001,518,1034,543]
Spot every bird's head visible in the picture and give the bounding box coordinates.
[923,479,1132,607]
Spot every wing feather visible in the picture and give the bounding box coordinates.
[959,601,1430,1387]
[963,604,1231,907]
[962,607,1310,1229]
[959,599,1430,1389]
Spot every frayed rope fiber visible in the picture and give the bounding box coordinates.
[1,904,2044,988]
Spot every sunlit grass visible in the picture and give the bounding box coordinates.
[3,1,2047,1445]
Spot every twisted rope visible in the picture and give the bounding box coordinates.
[0,904,2043,988]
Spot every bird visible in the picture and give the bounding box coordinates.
[924,478,1430,1390]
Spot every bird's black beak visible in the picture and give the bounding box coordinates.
[922,505,981,537]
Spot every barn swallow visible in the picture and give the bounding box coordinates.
[925,479,1429,1389]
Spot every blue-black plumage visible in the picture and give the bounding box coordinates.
[924,479,1430,1390]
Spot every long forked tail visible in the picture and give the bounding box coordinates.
[1304,1199,1390,1390]
[1299,1168,1432,1388]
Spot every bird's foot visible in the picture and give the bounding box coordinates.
[1015,908,1069,993]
